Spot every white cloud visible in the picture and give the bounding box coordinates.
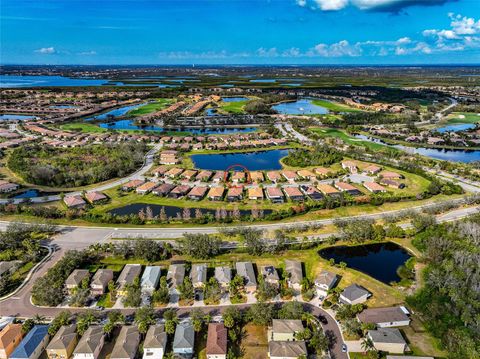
[256,47,279,57]
[313,0,349,11]
[34,47,56,54]
[311,40,362,57]
[299,0,455,12]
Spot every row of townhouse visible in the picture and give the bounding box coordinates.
[0,321,228,359]
[63,191,108,209]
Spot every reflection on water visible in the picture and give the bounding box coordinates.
[191,149,290,170]
[272,98,329,115]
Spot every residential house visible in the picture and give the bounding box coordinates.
[196,170,213,182]
[340,284,371,305]
[72,326,104,359]
[187,264,206,289]
[296,169,316,181]
[168,185,191,199]
[268,341,307,359]
[379,179,405,189]
[141,266,162,294]
[314,167,333,178]
[270,320,304,341]
[284,260,303,291]
[0,181,19,193]
[186,186,208,201]
[261,266,279,287]
[281,171,297,183]
[110,326,140,359]
[334,182,362,196]
[226,187,243,202]
[181,170,197,181]
[380,171,403,180]
[152,183,175,197]
[172,322,195,358]
[341,161,358,173]
[46,325,77,359]
[250,171,264,183]
[214,267,231,289]
[84,192,107,204]
[300,185,323,201]
[266,171,282,183]
[136,182,158,195]
[159,150,180,165]
[0,319,14,332]
[235,262,257,293]
[265,187,284,203]
[363,182,387,193]
[283,187,304,201]
[317,183,340,197]
[165,168,184,179]
[367,328,407,354]
[231,172,245,184]
[0,324,22,359]
[357,307,411,328]
[207,187,224,201]
[63,195,86,209]
[142,325,167,359]
[65,270,89,294]
[206,323,227,359]
[116,264,142,297]
[211,171,225,183]
[90,269,114,296]
[315,271,339,296]
[121,179,145,191]
[10,325,49,359]
[167,264,185,290]
[152,166,169,178]
[364,165,382,175]
[248,187,264,200]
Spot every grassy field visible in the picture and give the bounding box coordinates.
[311,99,360,112]
[60,122,108,133]
[128,98,173,116]
[310,127,396,152]
[217,99,249,114]
[241,324,268,359]
[444,111,480,124]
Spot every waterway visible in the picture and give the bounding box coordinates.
[191,149,290,170]
[272,98,329,115]
[319,242,412,284]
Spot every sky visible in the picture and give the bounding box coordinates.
[1,0,479,65]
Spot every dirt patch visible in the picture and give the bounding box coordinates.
[241,324,268,359]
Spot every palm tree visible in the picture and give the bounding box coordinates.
[33,314,45,324]
[134,306,156,338]
[77,311,96,336]
[301,312,317,329]
[361,337,375,353]
[163,309,179,335]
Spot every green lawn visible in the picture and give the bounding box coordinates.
[60,122,108,133]
[311,127,395,151]
[311,99,360,112]
[128,98,173,116]
[444,112,480,124]
[217,99,249,114]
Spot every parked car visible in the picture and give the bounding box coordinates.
[341,344,347,353]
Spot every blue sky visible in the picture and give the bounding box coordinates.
[1,0,479,64]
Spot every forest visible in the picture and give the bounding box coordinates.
[283,144,343,167]
[8,142,147,187]
[407,214,480,359]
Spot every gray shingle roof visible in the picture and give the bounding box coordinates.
[173,322,194,350]
[268,341,307,357]
[73,326,104,355]
[368,328,406,344]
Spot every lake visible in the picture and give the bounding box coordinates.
[436,123,476,133]
[0,114,35,121]
[85,103,145,121]
[222,97,248,102]
[109,203,272,218]
[0,75,109,87]
[353,134,480,163]
[272,99,329,115]
[11,189,59,199]
[191,149,290,170]
[319,242,412,284]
